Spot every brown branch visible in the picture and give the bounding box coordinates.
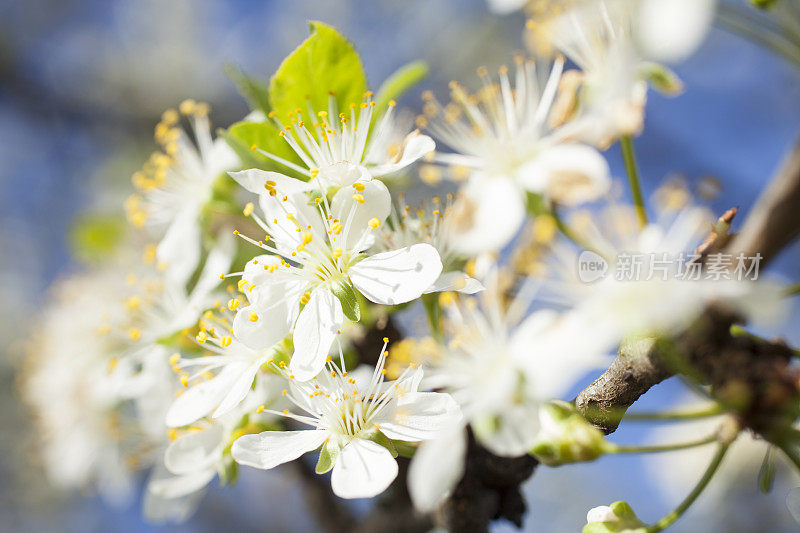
[575,137,800,435]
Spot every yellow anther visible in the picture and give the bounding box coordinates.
[221,336,232,348]
[256,405,265,414]
[128,328,141,341]
[331,222,343,235]
[228,299,240,310]
[301,231,313,245]
[243,202,254,216]
[248,311,259,322]
[383,337,389,343]
[300,291,311,305]
[281,389,288,396]
[352,182,365,191]
[352,194,365,204]
[180,374,189,387]
[368,218,381,229]
[179,99,196,115]
[169,353,181,366]
[332,247,342,258]
[196,331,207,343]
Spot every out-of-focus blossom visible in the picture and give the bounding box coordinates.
[419,57,609,254]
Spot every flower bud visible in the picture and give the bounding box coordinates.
[583,501,647,533]
[531,400,608,466]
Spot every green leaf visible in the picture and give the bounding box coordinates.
[369,432,398,458]
[69,213,126,263]
[269,21,367,122]
[225,64,271,114]
[219,456,239,486]
[374,60,429,114]
[331,279,361,322]
[316,441,338,474]
[223,121,306,180]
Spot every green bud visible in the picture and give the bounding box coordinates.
[531,401,608,466]
[582,501,647,533]
[640,62,684,96]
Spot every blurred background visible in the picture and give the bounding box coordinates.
[1,0,799,531]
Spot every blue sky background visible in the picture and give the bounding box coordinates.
[1,1,799,531]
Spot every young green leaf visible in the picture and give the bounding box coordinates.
[374,60,429,114]
[369,431,398,458]
[269,21,367,121]
[225,64,271,114]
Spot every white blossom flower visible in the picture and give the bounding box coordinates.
[407,268,608,511]
[419,57,610,254]
[231,344,461,499]
[145,377,280,523]
[541,206,786,356]
[21,272,139,506]
[374,195,484,294]
[164,297,287,428]
[227,170,443,380]
[256,92,435,188]
[526,0,716,146]
[125,101,239,285]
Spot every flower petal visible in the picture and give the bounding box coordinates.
[376,391,462,442]
[157,205,202,288]
[369,131,435,177]
[635,0,716,63]
[331,179,391,252]
[449,174,525,255]
[517,144,610,206]
[423,271,484,295]
[165,363,247,427]
[212,355,268,419]
[408,426,467,512]
[164,424,224,475]
[231,430,328,470]
[349,244,443,305]
[330,439,398,499]
[291,288,343,381]
[229,169,312,196]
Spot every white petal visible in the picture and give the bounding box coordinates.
[331,179,391,252]
[231,430,328,470]
[187,231,236,308]
[212,355,267,419]
[291,288,343,381]
[229,169,312,196]
[486,0,529,15]
[157,205,202,288]
[474,401,541,457]
[146,462,216,500]
[232,294,297,351]
[408,426,467,512]
[423,271,484,295]
[369,131,435,176]
[330,439,398,499]
[349,244,443,305]
[165,363,247,427]
[318,162,371,188]
[449,175,525,255]
[164,424,224,475]
[635,0,716,63]
[376,392,462,442]
[517,144,610,206]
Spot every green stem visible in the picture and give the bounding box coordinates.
[623,404,723,421]
[648,442,730,532]
[620,135,648,228]
[422,293,443,342]
[609,433,717,454]
[549,206,603,256]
